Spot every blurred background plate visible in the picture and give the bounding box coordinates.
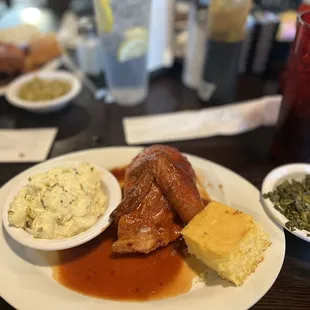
[5,70,82,113]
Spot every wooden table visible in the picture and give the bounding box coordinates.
[0,6,310,310]
[1,70,310,309]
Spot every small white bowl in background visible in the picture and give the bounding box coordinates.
[262,163,310,243]
[5,70,82,113]
[2,161,122,251]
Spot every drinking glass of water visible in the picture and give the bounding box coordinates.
[94,0,151,106]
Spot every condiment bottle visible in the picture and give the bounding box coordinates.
[198,0,252,105]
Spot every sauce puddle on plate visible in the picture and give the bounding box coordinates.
[52,167,203,301]
[53,228,199,301]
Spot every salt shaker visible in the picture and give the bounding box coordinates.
[76,17,103,76]
[182,0,208,90]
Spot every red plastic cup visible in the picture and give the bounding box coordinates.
[271,11,310,163]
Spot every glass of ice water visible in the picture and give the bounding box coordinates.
[94,0,151,106]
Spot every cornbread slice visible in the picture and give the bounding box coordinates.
[181,201,271,286]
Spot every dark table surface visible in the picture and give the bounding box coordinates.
[1,5,310,310]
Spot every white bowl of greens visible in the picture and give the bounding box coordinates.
[262,163,310,242]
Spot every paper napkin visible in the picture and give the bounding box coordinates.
[123,95,282,145]
[0,128,58,162]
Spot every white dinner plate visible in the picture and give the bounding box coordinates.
[0,147,285,310]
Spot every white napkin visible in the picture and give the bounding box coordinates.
[0,128,58,163]
[123,95,282,145]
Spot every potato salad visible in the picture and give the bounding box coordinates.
[8,163,108,239]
